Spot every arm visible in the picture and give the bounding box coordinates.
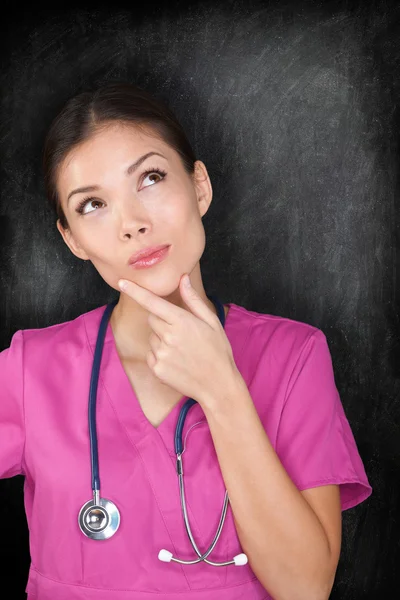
[200,373,340,600]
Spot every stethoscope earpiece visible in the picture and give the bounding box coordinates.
[158,548,248,566]
[79,294,248,565]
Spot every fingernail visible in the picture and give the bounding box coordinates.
[118,280,128,290]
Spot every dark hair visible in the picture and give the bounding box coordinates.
[43,82,197,230]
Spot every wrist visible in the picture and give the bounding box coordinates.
[200,367,248,413]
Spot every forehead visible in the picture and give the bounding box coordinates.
[57,123,175,199]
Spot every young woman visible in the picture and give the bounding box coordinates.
[0,82,372,600]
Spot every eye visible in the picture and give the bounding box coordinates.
[141,167,167,188]
[74,167,167,216]
[75,197,104,215]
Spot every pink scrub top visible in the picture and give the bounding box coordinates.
[0,301,373,600]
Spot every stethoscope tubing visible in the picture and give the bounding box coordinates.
[89,298,118,492]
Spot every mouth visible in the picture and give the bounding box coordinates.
[128,244,170,265]
[128,245,171,269]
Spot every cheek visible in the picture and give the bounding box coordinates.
[172,211,206,259]
[77,231,120,284]
[159,194,191,223]
[86,258,122,293]
[85,237,116,263]
[74,215,118,255]
[158,194,205,245]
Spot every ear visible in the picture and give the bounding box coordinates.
[56,219,90,261]
[193,160,213,218]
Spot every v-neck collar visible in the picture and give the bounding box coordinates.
[84,301,236,454]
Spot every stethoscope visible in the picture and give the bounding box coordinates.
[78,294,248,568]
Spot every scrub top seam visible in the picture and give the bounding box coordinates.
[133,441,196,591]
[20,329,27,476]
[155,419,233,584]
[29,565,261,594]
[295,475,369,489]
[273,330,319,455]
[86,375,193,590]
[282,330,319,407]
[156,427,207,544]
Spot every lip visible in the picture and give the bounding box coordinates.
[128,244,170,265]
[128,244,170,269]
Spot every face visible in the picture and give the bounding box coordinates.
[56,123,213,300]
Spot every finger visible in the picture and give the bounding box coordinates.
[148,313,170,338]
[118,279,179,324]
[148,331,162,354]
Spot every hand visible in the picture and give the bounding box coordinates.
[117,273,241,406]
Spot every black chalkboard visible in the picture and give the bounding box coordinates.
[1,0,397,597]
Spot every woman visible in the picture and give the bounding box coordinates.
[0,82,372,600]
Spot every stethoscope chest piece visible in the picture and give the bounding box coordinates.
[78,496,120,540]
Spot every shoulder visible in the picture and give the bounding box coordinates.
[12,303,108,352]
[227,301,325,363]
[227,303,333,426]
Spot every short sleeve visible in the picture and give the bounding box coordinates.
[0,329,25,478]
[276,329,372,511]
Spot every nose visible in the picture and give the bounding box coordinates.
[117,196,152,239]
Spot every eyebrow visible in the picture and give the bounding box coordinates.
[66,151,168,204]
